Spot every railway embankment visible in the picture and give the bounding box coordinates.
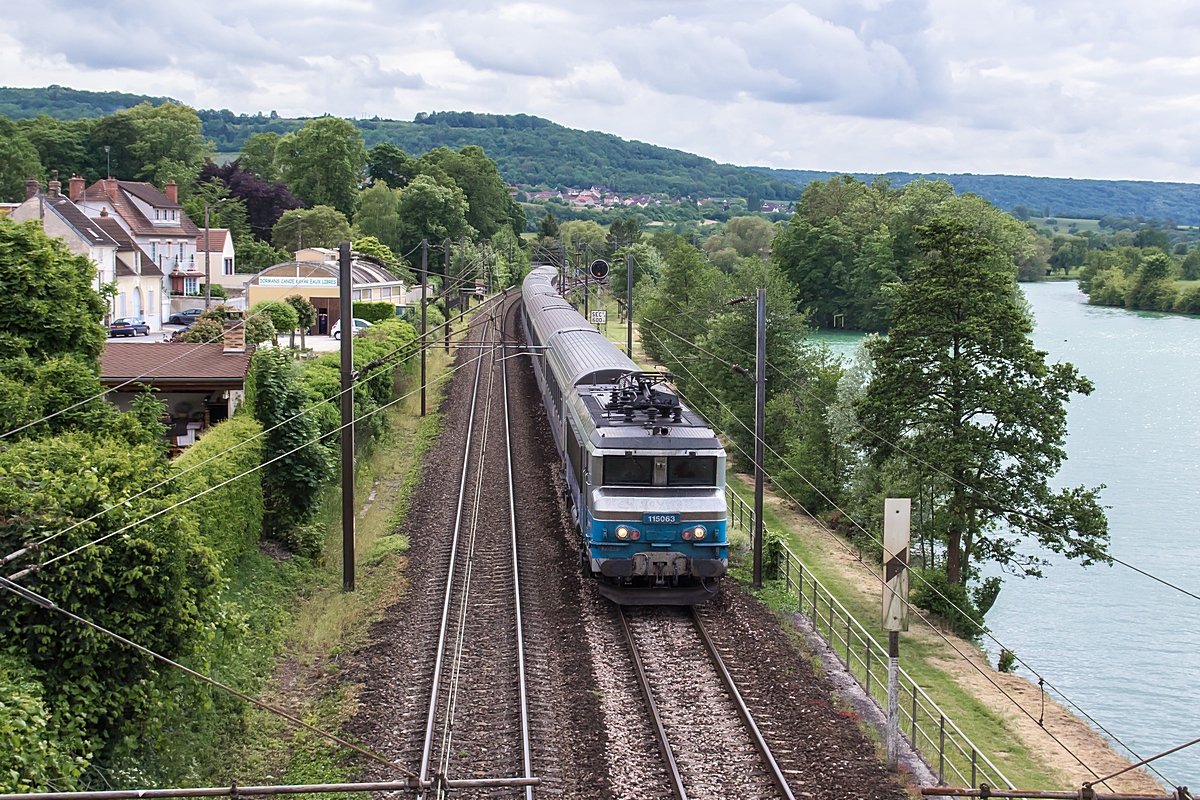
[726,472,1165,795]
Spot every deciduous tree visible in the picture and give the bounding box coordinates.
[277,117,366,216]
[855,217,1108,588]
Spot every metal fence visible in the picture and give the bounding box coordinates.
[725,486,1013,790]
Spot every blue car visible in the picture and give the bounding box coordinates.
[109,317,150,337]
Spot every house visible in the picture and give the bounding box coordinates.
[91,213,167,327]
[10,179,120,309]
[244,247,408,335]
[99,335,252,452]
[192,228,242,296]
[74,176,201,322]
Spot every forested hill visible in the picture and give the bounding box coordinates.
[0,85,174,120]
[204,110,801,201]
[6,85,1200,221]
[756,167,1200,225]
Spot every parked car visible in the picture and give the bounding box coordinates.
[169,322,195,342]
[331,318,372,340]
[168,308,203,325]
[109,317,150,337]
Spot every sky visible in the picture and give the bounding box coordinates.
[3,0,1200,182]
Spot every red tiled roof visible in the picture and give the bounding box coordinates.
[100,342,251,386]
[84,181,200,237]
[93,217,162,276]
[196,228,229,252]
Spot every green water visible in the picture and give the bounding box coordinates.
[814,284,1200,784]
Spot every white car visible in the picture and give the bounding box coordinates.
[331,318,373,340]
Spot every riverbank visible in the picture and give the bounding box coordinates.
[727,471,1164,794]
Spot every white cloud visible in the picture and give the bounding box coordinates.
[3,0,1200,181]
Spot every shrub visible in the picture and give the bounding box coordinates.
[249,349,329,549]
[1086,267,1128,307]
[1173,285,1200,315]
[997,649,1017,673]
[0,656,89,792]
[0,430,224,754]
[171,415,264,562]
[352,301,398,324]
[910,569,984,638]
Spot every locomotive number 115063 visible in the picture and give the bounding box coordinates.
[643,513,680,524]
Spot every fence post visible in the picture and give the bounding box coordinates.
[785,556,792,592]
[938,714,946,785]
[971,748,977,789]
[865,642,871,695]
[797,563,804,614]
[845,620,852,670]
[911,686,918,745]
[829,602,836,656]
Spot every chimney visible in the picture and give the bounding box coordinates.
[104,178,119,203]
[222,317,246,354]
[25,178,40,200]
[48,178,61,196]
[69,175,85,201]
[164,180,178,204]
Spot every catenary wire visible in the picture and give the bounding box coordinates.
[6,346,492,582]
[649,327,1124,787]
[646,324,1176,788]
[0,271,327,441]
[0,575,412,778]
[0,296,505,569]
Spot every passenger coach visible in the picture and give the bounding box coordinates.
[521,266,729,604]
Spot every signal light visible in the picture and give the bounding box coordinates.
[682,529,693,540]
[630,529,641,541]
[616,525,630,540]
[693,526,707,540]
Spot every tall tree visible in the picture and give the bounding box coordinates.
[237,132,282,183]
[271,206,352,254]
[393,175,471,264]
[367,142,417,188]
[276,117,366,217]
[353,179,402,255]
[855,217,1108,587]
[418,145,519,240]
[0,119,42,201]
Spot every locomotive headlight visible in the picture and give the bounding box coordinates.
[616,525,630,540]
[692,525,707,540]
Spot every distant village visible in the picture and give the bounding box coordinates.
[511,184,793,214]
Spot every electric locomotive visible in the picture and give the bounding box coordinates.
[521,266,729,605]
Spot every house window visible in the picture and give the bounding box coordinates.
[184,277,198,295]
[150,242,157,260]
[148,290,154,312]
[352,290,361,301]
[362,288,372,300]
[380,286,392,298]
[224,257,233,275]
[179,243,184,260]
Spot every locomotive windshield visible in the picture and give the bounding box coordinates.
[667,456,717,486]
[603,456,655,485]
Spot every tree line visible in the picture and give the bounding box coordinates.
[632,176,1109,636]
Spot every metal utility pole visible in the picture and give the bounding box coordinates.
[626,252,633,358]
[203,203,212,309]
[753,287,766,589]
[339,242,355,592]
[882,498,911,771]
[444,238,451,354]
[420,239,428,417]
[559,233,566,295]
[583,242,590,320]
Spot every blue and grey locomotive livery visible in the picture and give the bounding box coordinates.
[521,266,729,605]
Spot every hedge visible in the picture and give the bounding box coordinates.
[171,414,265,562]
[352,302,399,324]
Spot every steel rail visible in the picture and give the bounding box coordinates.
[501,288,536,800]
[418,307,492,790]
[691,608,797,800]
[618,607,691,800]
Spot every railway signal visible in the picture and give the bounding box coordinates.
[589,258,610,279]
[883,498,911,771]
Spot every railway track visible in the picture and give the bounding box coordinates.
[620,605,798,800]
[417,295,536,799]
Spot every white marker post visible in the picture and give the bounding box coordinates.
[883,498,911,771]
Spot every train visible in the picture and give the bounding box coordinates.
[520,265,729,605]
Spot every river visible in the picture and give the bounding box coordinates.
[814,281,1200,785]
